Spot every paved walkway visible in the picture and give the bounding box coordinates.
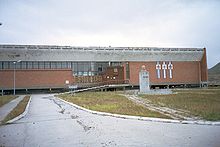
[0,95,25,122]
[0,94,220,147]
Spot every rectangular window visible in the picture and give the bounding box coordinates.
[111,62,122,66]
[83,62,90,72]
[169,69,172,79]
[33,62,39,69]
[39,62,45,69]
[156,61,161,79]
[88,71,92,76]
[73,62,78,72]
[9,62,14,69]
[157,69,160,79]
[162,62,167,79]
[91,62,95,71]
[56,62,62,68]
[83,71,88,76]
[27,62,33,69]
[3,62,9,69]
[21,61,27,69]
[78,71,83,76]
[67,62,72,69]
[51,62,56,69]
[15,62,21,69]
[0,62,2,69]
[168,61,173,79]
[61,62,67,68]
[78,62,84,72]
[45,62,50,69]
[98,66,102,72]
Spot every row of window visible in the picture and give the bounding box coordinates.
[0,61,72,69]
[0,61,122,76]
[156,61,173,79]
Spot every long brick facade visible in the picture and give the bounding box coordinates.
[0,45,208,90]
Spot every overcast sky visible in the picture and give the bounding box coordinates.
[0,0,219,68]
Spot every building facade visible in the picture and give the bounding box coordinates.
[0,44,208,91]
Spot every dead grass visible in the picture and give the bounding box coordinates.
[59,92,170,119]
[0,95,17,107]
[140,88,220,121]
[2,96,30,124]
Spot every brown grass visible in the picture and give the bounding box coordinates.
[0,95,17,107]
[2,95,30,124]
[59,92,170,119]
[140,88,220,121]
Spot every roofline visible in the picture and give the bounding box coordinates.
[0,44,204,52]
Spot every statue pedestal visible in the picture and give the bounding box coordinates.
[139,70,150,93]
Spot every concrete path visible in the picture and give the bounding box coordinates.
[0,94,220,147]
[0,95,25,122]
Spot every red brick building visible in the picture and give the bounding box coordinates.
[0,45,208,92]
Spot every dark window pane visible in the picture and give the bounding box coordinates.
[33,62,38,69]
[83,62,90,71]
[3,62,9,69]
[21,61,27,69]
[9,62,14,69]
[73,62,78,72]
[51,62,56,68]
[57,62,61,68]
[78,63,84,71]
[27,62,33,69]
[45,62,50,69]
[39,62,44,69]
[61,62,67,68]
[15,62,21,69]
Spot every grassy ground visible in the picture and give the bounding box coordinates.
[0,95,17,107]
[140,88,220,121]
[2,95,30,124]
[59,92,170,119]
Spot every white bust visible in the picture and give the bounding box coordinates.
[141,65,146,71]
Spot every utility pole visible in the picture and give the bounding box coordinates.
[13,60,21,95]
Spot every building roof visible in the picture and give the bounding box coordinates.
[0,44,205,62]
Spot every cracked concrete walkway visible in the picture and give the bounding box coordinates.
[0,95,25,123]
[0,94,220,147]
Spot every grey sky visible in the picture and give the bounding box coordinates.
[0,0,219,68]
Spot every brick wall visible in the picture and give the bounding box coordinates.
[0,69,74,89]
[0,60,207,89]
[128,61,201,85]
[200,48,208,82]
